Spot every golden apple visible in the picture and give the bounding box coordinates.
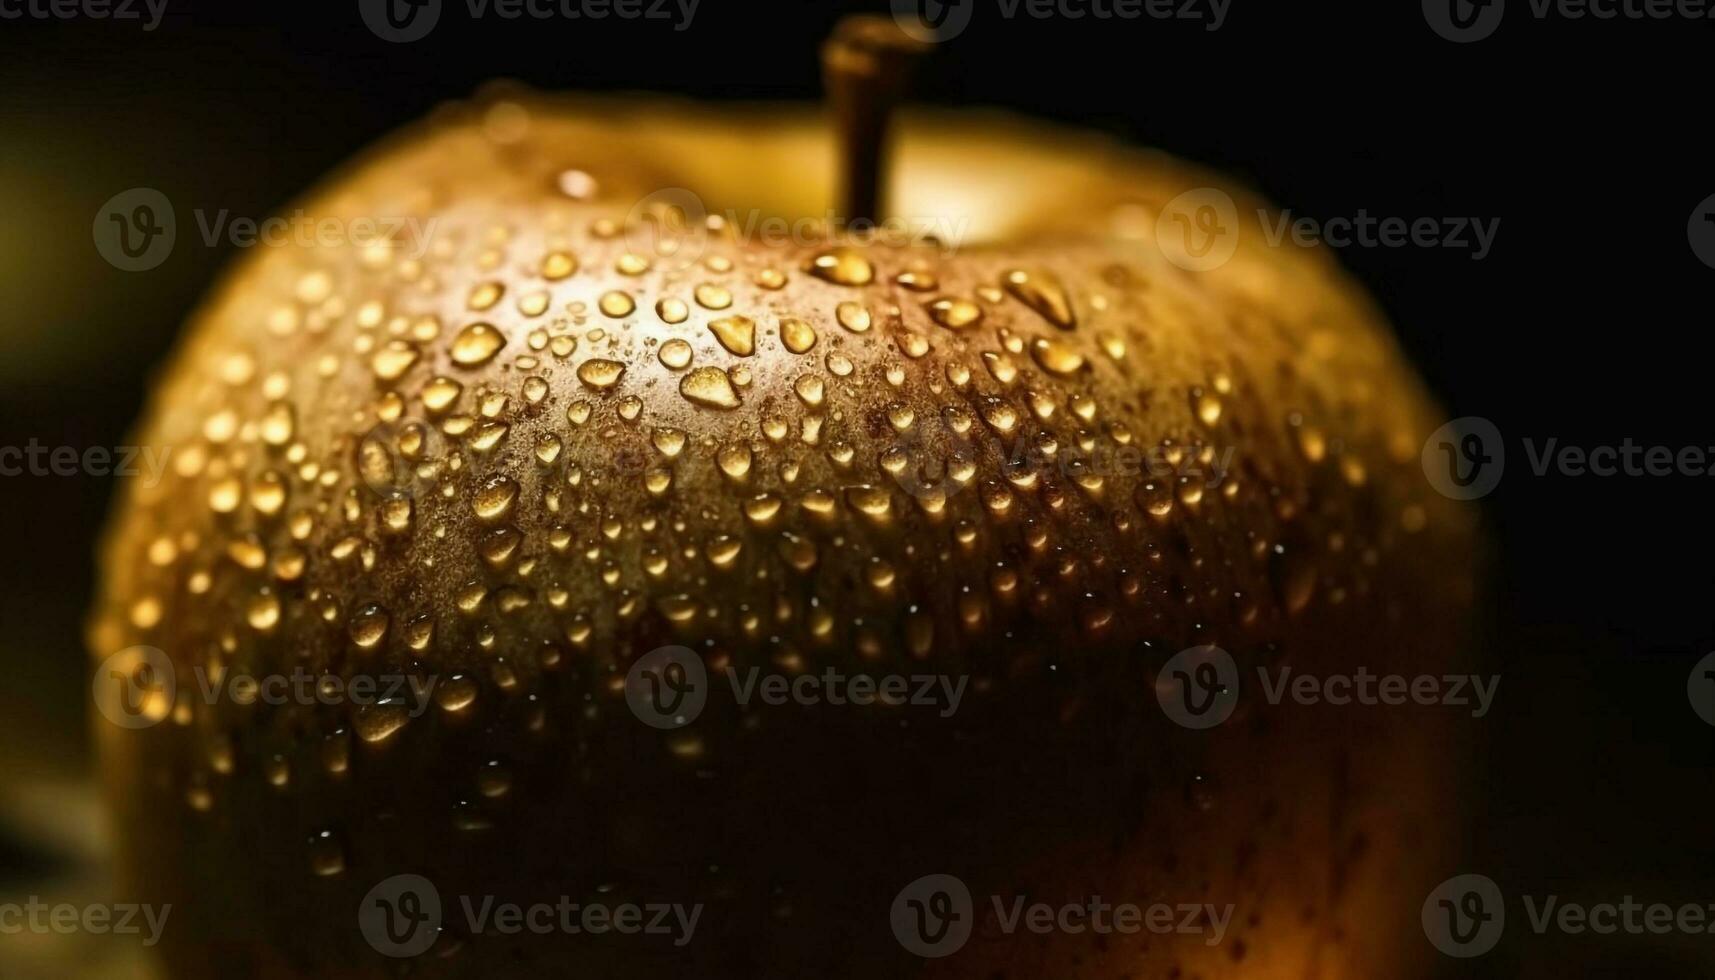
[87,21,1476,979]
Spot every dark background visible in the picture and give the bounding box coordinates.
[1,1,1711,975]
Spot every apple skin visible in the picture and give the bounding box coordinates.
[87,91,1477,978]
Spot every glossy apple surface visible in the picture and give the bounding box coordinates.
[88,90,1477,978]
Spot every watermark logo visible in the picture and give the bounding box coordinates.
[885,414,979,506]
[624,187,711,273]
[1426,873,1715,955]
[360,0,698,42]
[623,186,971,275]
[1423,419,1715,499]
[891,0,975,41]
[95,189,438,270]
[1157,188,1240,273]
[1424,874,1506,957]
[92,645,176,730]
[1689,652,1715,727]
[360,0,441,41]
[1422,417,1505,500]
[1154,645,1239,729]
[359,875,700,955]
[1156,645,1499,728]
[93,651,441,731]
[94,188,175,271]
[892,874,1234,956]
[1688,193,1715,269]
[361,875,443,958]
[891,874,974,957]
[893,0,1228,41]
[1428,0,1715,42]
[624,646,968,726]
[625,645,708,729]
[1423,0,1504,41]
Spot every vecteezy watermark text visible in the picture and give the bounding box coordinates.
[1422,417,1715,500]
[1425,0,1715,43]
[890,874,1233,958]
[0,900,171,946]
[1424,873,1715,957]
[891,0,1230,43]
[1155,645,1498,729]
[94,646,440,730]
[360,875,700,958]
[1258,209,1500,261]
[0,0,167,28]
[623,646,968,729]
[95,187,439,271]
[622,187,972,271]
[359,0,699,43]
[1153,189,1500,273]
[0,441,169,486]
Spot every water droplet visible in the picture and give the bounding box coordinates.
[658,339,694,370]
[468,281,505,311]
[655,298,689,324]
[598,290,635,318]
[371,341,420,381]
[478,526,522,567]
[793,374,825,407]
[356,701,410,744]
[780,317,817,353]
[808,248,874,286]
[541,250,578,280]
[421,376,462,414]
[1003,268,1076,329]
[717,443,753,480]
[708,315,756,356]
[247,591,281,631]
[680,367,741,409]
[926,297,982,330]
[896,268,938,292]
[577,358,626,390]
[472,474,518,522]
[1193,388,1223,426]
[694,283,733,310]
[349,604,390,650]
[1029,337,1085,376]
[451,323,506,367]
[835,302,871,333]
[308,830,346,876]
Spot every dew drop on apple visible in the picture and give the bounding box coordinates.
[926,297,982,330]
[472,475,518,522]
[435,676,476,713]
[355,701,410,745]
[348,603,390,649]
[1002,268,1076,330]
[679,367,741,409]
[577,358,626,390]
[451,323,506,367]
[708,315,756,356]
[807,248,874,286]
[658,339,693,370]
[308,830,347,876]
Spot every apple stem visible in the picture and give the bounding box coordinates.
[822,16,932,230]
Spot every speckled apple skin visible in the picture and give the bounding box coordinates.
[89,92,1479,979]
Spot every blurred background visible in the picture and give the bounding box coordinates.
[1,0,1711,976]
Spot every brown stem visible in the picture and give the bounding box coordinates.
[821,16,932,228]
